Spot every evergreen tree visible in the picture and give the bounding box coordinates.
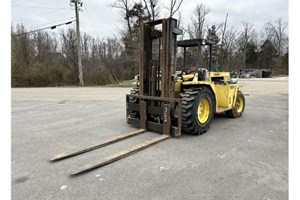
[206,25,220,70]
[245,42,258,68]
[260,39,276,69]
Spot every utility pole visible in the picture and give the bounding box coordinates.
[219,13,228,70]
[71,0,84,86]
[221,13,228,47]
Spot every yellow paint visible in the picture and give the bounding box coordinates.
[175,80,182,98]
[236,95,244,113]
[209,71,230,78]
[214,85,236,108]
[197,98,210,123]
[182,74,195,81]
[179,71,242,113]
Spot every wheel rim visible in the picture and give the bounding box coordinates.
[236,95,244,113]
[197,98,210,123]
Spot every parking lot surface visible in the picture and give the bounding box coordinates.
[12,77,288,200]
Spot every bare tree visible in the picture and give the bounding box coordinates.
[176,11,186,40]
[238,21,256,69]
[168,0,184,18]
[34,31,58,62]
[11,24,36,86]
[60,28,78,85]
[187,4,209,39]
[111,0,141,75]
[264,18,288,56]
[219,26,238,71]
[112,0,133,37]
[220,14,228,47]
[208,15,229,69]
[143,0,160,21]
[82,33,91,60]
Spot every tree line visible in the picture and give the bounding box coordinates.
[11,1,288,87]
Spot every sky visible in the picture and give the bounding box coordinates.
[11,0,288,39]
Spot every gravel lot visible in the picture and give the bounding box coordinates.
[12,77,288,200]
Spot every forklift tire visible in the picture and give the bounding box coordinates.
[128,88,139,118]
[180,87,214,135]
[129,88,139,103]
[226,90,245,118]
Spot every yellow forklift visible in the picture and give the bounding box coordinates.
[51,18,245,175]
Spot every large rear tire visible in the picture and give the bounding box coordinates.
[225,90,245,118]
[180,87,214,135]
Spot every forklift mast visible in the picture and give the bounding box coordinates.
[139,18,182,98]
[126,18,183,136]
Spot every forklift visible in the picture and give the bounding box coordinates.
[51,18,245,175]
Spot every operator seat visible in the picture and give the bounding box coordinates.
[190,68,208,81]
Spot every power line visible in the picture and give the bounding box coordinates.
[12,0,54,7]
[12,5,70,10]
[12,0,42,5]
[13,8,73,22]
[12,20,75,37]
[12,0,58,15]
[32,17,75,28]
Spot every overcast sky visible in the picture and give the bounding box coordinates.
[11,0,288,38]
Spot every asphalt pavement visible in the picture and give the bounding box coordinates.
[11,77,288,200]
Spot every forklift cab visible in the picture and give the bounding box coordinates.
[177,38,213,81]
